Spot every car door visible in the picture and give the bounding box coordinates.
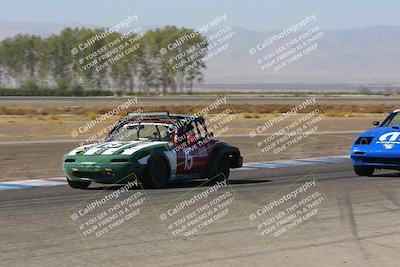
[185,121,210,174]
[174,121,207,177]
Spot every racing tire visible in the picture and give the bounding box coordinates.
[353,166,374,177]
[209,154,230,183]
[143,154,170,189]
[67,178,91,189]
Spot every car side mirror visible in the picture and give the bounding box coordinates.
[373,121,380,126]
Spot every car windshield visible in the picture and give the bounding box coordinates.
[108,123,172,142]
[381,112,400,127]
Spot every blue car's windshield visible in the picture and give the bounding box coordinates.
[381,112,400,127]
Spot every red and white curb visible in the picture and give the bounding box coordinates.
[0,155,349,191]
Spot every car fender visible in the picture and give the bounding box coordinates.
[145,151,175,180]
[203,145,242,178]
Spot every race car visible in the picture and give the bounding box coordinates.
[63,112,243,189]
[350,109,400,176]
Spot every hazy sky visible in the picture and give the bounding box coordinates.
[1,0,399,31]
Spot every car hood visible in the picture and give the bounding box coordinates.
[67,141,169,157]
[357,124,400,151]
[360,125,400,136]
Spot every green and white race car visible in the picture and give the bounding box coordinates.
[63,112,243,189]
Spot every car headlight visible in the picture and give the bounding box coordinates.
[355,137,373,145]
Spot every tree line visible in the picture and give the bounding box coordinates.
[0,26,208,95]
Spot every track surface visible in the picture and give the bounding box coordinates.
[1,161,400,267]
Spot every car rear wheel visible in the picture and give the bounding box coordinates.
[143,154,170,189]
[353,166,374,176]
[209,154,230,183]
[67,178,91,189]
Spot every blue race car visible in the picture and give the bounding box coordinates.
[351,109,400,176]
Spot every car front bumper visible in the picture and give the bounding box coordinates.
[63,161,145,184]
[351,147,400,170]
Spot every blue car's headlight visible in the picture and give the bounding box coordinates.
[355,137,373,145]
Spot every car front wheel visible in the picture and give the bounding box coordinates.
[353,166,374,176]
[67,178,91,189]
[143,154,170,189]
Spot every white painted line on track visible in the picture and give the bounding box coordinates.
[234,155,349,171]
[0,177,66,190]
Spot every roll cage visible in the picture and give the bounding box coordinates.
[106,111,213,143]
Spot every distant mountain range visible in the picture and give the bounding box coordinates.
[0,20,83,40]
[202,25,400,84]
[0,20,399,84]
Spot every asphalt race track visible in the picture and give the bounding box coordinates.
[3,95,400,106]
[1,161,400,267]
